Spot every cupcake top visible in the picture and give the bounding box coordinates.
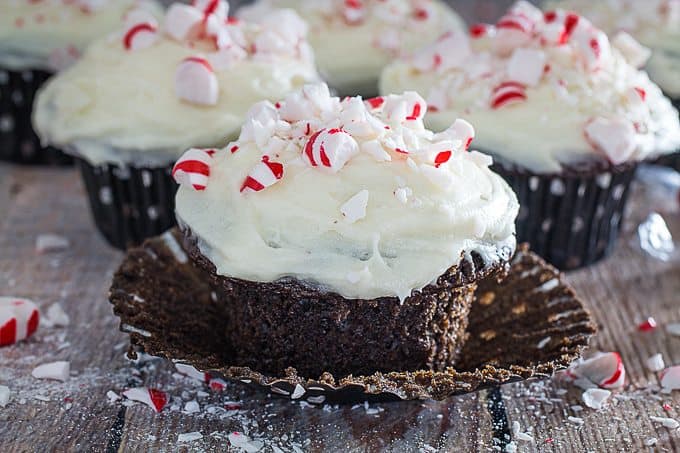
[380,1,680,174]
[237,0,464,96]
[545,0,680,97]
[174,83,519,301]
[0,0,161,71]
[33,1,320,166]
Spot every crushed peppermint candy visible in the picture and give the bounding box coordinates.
[178,431,203,443]
[35,234,70,253]
[646,354,665,372]
[666,323,680,337]
[32,361,70,382]
[42,303,70,328]
[0,385,10,408]
[660,366,680,391]
[582,388,611,410]
[122,387,169,413]
[0,297,40,347]
[568,352,626,389]
[340,190,369,223]
[650,416,680,429]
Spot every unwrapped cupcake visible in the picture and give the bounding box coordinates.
[0,0,161,164]
[33,0,320,249]
[544,0,680,171]
[173,82,519,377]
[381,1,680,269]
[237,0,464,97]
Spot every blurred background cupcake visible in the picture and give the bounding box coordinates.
[544,0,680,171]
[33,0,320,250]
[381,1,680,269]
[0,0,161,165]
[173,83,519,376]
[237,0,465,97]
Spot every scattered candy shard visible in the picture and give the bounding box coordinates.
[569,352,625,389]
[650,416,680,429]
[340,190,369,224]
[43,303,70,328]
[660,366,680,391]
[0,297,40,347]
[175,363,209,382]
[178,432,203,443]
[666,324,680,337]
[582,388,611,410]
[122,387,168,413]
[172,148,215,191]
[35,234,70,253]
[638,317,657,332]
[228,432,263,453]
[32,361,70,382]
[584,117,636,165]
[175,57,219,106]
[291,384,305,400]
[0,385,9,408]
[646,354,665,372]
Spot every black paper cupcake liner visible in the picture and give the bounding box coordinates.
[493,161,638,270]
[0,68,72,165]
[77,158,177,250]
[654,152,680,173]
[109,231,596,403]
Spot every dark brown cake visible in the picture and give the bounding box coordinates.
[182,229,512,378]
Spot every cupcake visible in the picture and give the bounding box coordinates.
[172,82,519,377]
[237,0,464,97]
[33,1,320,249]
[0,0,161,165]
[544,0,680,171]
[381,1,680,269]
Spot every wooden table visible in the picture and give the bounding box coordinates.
[0,163,678,452]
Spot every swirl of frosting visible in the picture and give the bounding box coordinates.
[0,0,162,71]
[380,1,680,174]
[237,0,464,95]
[33,1,321,166]
[545,0,680,97]
[175,83,519,301]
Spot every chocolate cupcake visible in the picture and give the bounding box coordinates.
[237,0,464,97]
[173,83,519,378]
[0,0,161,165]
[381,1,680,269]
[545,0,680,170]
[33,1,320,249]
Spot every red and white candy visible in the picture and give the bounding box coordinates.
[240,156,284,193]
[175,57,219,106]
[506,48,546,86]
[612,32,652,68]
[123,22,158,51]
[584,117,636,165]
[569,352,626,389]
[0,297,39,347]
[122,387,168,413]
[342,0,365,24]
[175,363,210,383]
[172,148,215,191]
[303,128,359,172]
[494,9,536,54]
[164,3,204,42]
[383,92,427,124]
[491,81,527,109]
[451,118,475,150]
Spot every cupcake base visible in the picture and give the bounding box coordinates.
[77,158,177,250]
[493,161,637,270]
[110,231,596,402]
[0,69,73,165]
[181,231,506,377]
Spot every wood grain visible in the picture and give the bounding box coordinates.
[0,164,679,452]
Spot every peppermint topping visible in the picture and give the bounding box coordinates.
[0,297,40,347]
[175,83,485,197]
[123,2,313,107]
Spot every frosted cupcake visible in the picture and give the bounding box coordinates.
[0,0,160,164]
[173,83,519,377]
[34,1,320,249]
[237,0,464,97]
[545,0,680,171]
[381,1,680,269]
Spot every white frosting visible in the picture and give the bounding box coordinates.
[380,2,680,174]
[0,0,161,71]
[175,83,519,301]
[546,0,680,96]
[33,2,321,166]
[237,0,464,96]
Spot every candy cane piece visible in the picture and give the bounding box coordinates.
[340,190,369,223]
[32,361,70,382]
[584,117,636,165]
[122,387,168,413]
[0,297,39,347]
[240,156,284,193]
[165,3,204,42]
[173,148,215,191]
[569,352,626,389]
[175,57,219,106]
[660,366,680,390]
[175,363,210,382]
[383,92,427,123]
[491,81,527,109]
[612,32,651,68]
[123,22,158,51]
[303,128,359,172]
[506,48,546,86]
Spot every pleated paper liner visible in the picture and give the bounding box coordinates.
[0,69,73,165]
[654,152,680,173]
[109,230,596,403]
[493,159,638,270]
[77,158,177,250]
